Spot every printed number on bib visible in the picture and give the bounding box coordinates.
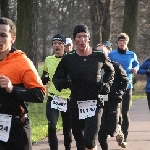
[51,95,67,112]
[0,114,12,142]
[100,95,108,101]
[77,100,97,119]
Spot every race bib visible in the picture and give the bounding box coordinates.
[100,95,108,101]
[77,100,97,119]
[51,95,67,112]
[0,114,12,142]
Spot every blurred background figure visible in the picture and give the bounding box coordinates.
[103,41,113,51]
[108,33,139,148]
[137,58,150,110]
[41,34,72,150]
[65,38,73,53]
[96,44,128,150]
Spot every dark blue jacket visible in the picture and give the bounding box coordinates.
[137,58,150,92]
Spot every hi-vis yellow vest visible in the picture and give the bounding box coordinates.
[43,55,71,99]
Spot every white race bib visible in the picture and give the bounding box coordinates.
[51,95,67,112]
[100,95,108,101]
[77,100,97,119]
[0,114,12,142]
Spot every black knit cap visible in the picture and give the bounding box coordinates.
[52,33,66,45]
[73,24,90,40]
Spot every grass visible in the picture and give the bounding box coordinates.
[30,64,147,144]
[29,100,63,144]
[30,63,63,144]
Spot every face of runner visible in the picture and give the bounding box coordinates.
[52,40,64,56]
[0,24,16,54]
[75,32,90,52]
[118,39,128,50]
[65,43,73,53]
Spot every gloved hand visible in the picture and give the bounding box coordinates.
[100,83,110,95]
[146,69,150,76]
[57,79,71,92]
[115,90,124,103]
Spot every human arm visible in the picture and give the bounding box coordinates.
[131,53,139,74]
[114,63,129,102]
[12,57,46,103]
[0,75,45,103]
[41,70,50,85]
[100,57,115,94]
[52,56,71,92]
[137,59,150,76]
[116,63,129,93]
[41,61,50,85]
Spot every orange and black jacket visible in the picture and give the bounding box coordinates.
[0,48,46,117]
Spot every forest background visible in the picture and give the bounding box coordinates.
[0,0,149,65]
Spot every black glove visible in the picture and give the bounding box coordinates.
[146,69,150,76]
[115,90,124,103]
[57,79,71,92]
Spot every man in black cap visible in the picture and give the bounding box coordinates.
[53,25,115,150]
[41,33,72,150]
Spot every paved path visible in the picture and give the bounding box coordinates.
[32,98,150,150]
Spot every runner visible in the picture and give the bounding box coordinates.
[0,17,46,150]
[96,44,128,150]
[41,33,72,150]
[108,33,139,148]
[137,58,150,110]
[65,38,73,53]
[53,24,115,150]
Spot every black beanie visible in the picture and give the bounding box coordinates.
[73,24,90,40]
[52,34,66,45]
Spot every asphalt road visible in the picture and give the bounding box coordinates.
[32,98,150,150]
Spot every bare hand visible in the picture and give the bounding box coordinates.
[132,68,137,74]
[0,75,13,93]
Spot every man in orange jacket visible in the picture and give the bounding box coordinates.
[0,17,46,150]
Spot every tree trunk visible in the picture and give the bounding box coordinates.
[88,0,111,48]
[0,0,9,18]
[16,0,38,68]
[88,0,101,48]
[122,0,139,52]
[102,0,111,42]
[41,0,48,61]
[31,0,39,69]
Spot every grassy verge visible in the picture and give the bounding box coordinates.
[29,101,63,144]
[30,63,63,144]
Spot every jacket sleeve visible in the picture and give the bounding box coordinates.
[132,53,139,72]
[101,56,115,93]
[11,56,46,103]
[137,59,149,75]
[52,57,71,92]
[11,87,45,103]
[115,63,129,93]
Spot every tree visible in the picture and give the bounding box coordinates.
[0,0,9,18]
[40,0,48,61]
[88,0,111,47]
[16,0,39,68]
[122,0,139,52]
